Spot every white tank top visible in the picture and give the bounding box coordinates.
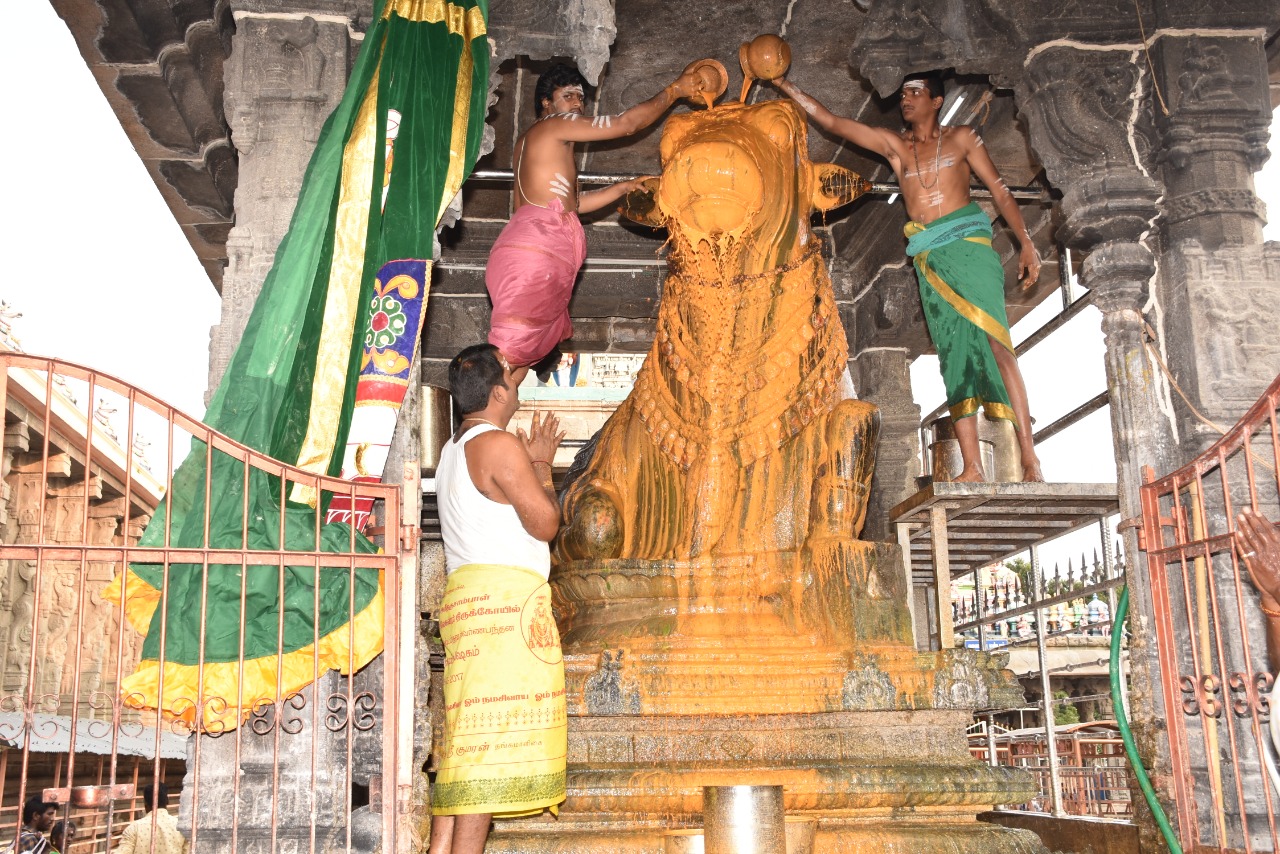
[436,423,551,578]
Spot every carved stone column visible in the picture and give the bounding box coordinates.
[1018,44,1171,847]
[851,347,922,544]
[845,264,928,542]
[209,2,364,395]
[187,5,369,851]
[1152,33,1276,453]
[1145,34,1277,842]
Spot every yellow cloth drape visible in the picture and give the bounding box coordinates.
[431,564,567,817]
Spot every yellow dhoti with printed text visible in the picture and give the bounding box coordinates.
[431,563,567,816]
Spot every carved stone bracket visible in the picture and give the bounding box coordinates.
[1017,47,1160,253]
[849,0,1027,97]
[488,0,616,84]
[1019,47,1147,180]
[1081,240,1156,316]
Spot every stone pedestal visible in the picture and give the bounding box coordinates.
[485,646,1042,853]
[480,542,1045,853]
[490,705,1044,853]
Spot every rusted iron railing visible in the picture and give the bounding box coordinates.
[1140,372,1280,853]
[971,723,1134,818]
[0,354,414,854]
[948,519,1132,820]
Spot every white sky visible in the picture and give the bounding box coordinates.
[0,4,220,421]
[2,5,1277,572]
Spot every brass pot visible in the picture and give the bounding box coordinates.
[680,58,729,107]
[702,785,786,854]
[739,34,792,82]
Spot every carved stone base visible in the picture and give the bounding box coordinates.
[484,708,1044,854]
[553,543,914,653]
[488,817,1045,854]
[563,643,1025,719]
[531,518,1036,851]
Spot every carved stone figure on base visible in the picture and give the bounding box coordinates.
[553,92,905,661]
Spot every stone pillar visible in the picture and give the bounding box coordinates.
[1151,33,1277,455]
[1147,33,1277,845]
[851,348,922,543]
[1018,44,1171,849]
[846,263,927,542]
[186,6,371,851]
[210,2,362,396]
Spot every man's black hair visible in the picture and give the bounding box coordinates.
[22,796,55,826]
[448,344,506,416]
[143,781,169,813]
[902,70,945,101]
[534,64,589,117]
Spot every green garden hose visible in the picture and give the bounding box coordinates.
[1110,585,1183,853]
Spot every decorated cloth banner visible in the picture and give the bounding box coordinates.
[105,0,491,732]
[327,257,431,529]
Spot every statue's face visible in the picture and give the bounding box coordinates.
[655,100,810,255]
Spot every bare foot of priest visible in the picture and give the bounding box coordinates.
[954,466,986,483]
[1021,459,1046,483]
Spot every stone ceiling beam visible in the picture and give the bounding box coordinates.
[51,0,235,291]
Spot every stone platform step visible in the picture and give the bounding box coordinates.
[486,815,1047,854]
[558,760,1037,814]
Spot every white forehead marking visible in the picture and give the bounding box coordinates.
[902,80,928,92]
[561,85,584,98]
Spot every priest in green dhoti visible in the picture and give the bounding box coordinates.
[775,66,1044,482]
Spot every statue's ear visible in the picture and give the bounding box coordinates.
[810,163,871,213]
[618,176,666,228]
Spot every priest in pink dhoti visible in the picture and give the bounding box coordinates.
[485,63,702,374]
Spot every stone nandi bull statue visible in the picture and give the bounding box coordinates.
[551,96,915,673]
[482,68,1040,854]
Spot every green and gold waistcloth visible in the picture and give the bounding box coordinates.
[905,202,1015,424]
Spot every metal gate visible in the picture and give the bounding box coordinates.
[1140,373,1279,852]
[0,353,417,854]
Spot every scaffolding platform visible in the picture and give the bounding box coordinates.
[889,481,1119,586]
